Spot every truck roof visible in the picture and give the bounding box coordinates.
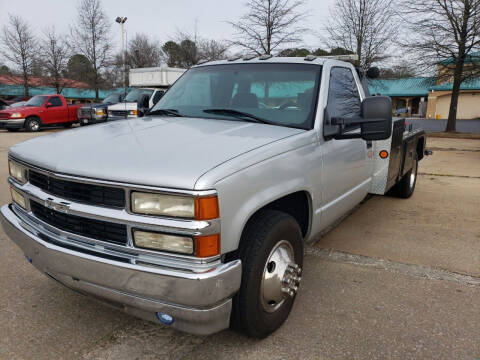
[194,55,359,68]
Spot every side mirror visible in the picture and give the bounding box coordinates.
[137,94,150,109]
[360,96,392,141]
[46,102,53,108]
[323,96,392,141]
[137,94,150,117]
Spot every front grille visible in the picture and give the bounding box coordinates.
[0,113,9,120]
[29,170,126,208]
[31,201,128,245]
[80,108,93,116]
[110,110,128,117]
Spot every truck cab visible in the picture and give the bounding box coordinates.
[107,67,186,120]
[1,56,427,339]
[107,87,164,119]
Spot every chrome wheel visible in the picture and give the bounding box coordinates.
[409,158,417,189]
[261,240,302,313]
[27,119,40,131]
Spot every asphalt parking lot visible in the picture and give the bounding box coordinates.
[0,129,479,359]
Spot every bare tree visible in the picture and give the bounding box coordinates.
[110,33,165,87]
[163,29,229,67]
[403,0,480,131]
[41,28,70,93]
[70,0,112,99]
[1,14,37,97]
[229,0,307,55]
[198,39,229,61]
[127,33,164,68]
[325,0,398,71]
[379,64,417,79]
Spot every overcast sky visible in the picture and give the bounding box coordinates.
[0,0,335,55]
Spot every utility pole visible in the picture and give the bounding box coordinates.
[115,16,128,99]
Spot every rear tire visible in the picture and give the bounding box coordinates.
[392,152,418,198]
[230,209,304,338]
[25,117,41,132]
[63,122,73,128]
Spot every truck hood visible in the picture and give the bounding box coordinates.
[108,102,137,111]
[9,116,304,189]
[0,106,31,114]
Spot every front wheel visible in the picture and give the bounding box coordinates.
[230,209,303,338]
[25,117,41,132]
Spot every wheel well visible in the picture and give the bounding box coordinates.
[416,137,425,160]
[256,191,311,238]
[26,115,41,123]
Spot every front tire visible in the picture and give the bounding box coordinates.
[25,117,41,132]
[230,210,304,338]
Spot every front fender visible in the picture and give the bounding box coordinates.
[209,140,321,254]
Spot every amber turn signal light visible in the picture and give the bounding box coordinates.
[194,196,220,220]
[379,150,389,159]
[195,234,220,257]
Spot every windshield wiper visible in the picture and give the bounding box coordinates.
[147,108,183,117]
[202,108,276,125]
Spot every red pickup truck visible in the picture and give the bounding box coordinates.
[0,94,85,132]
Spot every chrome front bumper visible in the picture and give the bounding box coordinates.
[0,118,25,128]
[0,204,242,335]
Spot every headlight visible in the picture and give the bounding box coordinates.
[131,192,220,220]
[10,187,26,209]
[131,192,195,218]
[129,110,138,116]
[133,230,194,254]
[10,113,22,118]
[8,160,27,184]
[95,109,105,116]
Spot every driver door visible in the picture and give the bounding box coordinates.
[319,66,370,228]
[44,96,65,124]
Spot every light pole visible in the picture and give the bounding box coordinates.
[115,17,127,100]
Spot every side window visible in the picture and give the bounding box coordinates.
[49,96,63,107]
[326,67,361,124]
[152,91,164,105]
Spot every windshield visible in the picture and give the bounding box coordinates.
[24,96,48,107]
[125,88,154,102]
[102,93,122,104]
[150,63,321,129]
[10,102,26,108]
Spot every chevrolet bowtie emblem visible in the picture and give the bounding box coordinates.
[44,198,71,213]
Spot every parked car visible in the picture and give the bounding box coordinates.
[0,94,85,132]
[0,56,428,338]
[77,92,125,126]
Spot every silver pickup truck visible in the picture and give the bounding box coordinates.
[1,56,427,338]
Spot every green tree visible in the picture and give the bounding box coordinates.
[312,48,329,56]
[278,48,311,57]
[67,54,94,83]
